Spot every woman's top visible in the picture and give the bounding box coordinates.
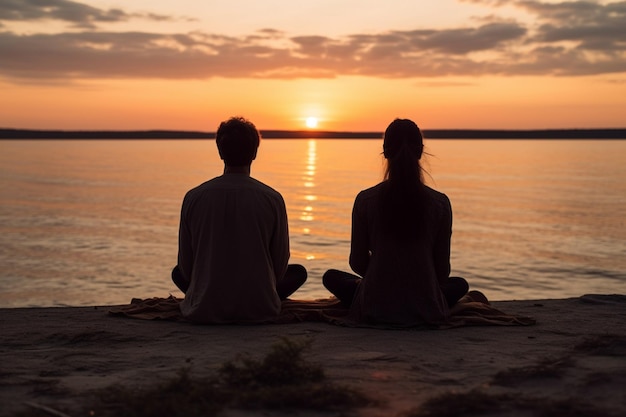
[348,182,453,325]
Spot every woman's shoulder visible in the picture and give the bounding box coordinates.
[355,182,386,200]
[356,183,449,200]
[423,185,449,200]
[423,185,452,210]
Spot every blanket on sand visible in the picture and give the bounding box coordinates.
[108,295,536,328]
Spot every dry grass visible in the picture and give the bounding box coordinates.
[14,337,370,417]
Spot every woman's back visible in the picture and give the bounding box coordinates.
[348,182,453,325]
[323,118,469,326]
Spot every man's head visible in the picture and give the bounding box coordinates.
[216,117,260,167]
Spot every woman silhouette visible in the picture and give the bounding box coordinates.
[323,119,472,325]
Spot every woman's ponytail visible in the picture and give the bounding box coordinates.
[380,119,427,240]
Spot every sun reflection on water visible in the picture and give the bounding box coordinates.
[301,140,317,260]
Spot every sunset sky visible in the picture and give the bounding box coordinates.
[1,0,625,131]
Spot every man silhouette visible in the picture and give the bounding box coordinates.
[172,116,306,323]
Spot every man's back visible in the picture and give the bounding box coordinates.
[177,173,289,323]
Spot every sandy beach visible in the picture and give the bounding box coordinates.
[1,294,625,417]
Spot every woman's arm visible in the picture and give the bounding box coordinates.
[349,193,370,276]
[434,196,452,284]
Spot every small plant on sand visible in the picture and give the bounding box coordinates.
[219,336,324,388]
[83,337,368,417]
[217,336,367,410]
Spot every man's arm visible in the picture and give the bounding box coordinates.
[176,198,193,290]
[270,195,290,282]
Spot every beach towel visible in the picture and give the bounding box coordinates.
[108,295,536,328]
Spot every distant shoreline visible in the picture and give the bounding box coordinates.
[1,128,625,139]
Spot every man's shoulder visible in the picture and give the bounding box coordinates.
[184,176,220,197]
[184,175,283,202]
[247,176,282,195]
[245,178,286,210]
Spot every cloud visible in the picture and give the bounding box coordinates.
[0,0,180,29]
[524,3,626,59]
[0,0,625,82]
[404,22,527,54]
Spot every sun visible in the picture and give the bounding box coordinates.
[305,117,319,129]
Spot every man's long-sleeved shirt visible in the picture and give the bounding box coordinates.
[177,173,289,323]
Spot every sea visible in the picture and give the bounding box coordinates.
[0,138,624,307]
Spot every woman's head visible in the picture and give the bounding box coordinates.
[383,118,423,162]
[382,118,424,183]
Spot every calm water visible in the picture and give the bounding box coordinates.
[0,139,624,307]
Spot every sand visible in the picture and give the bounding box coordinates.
[1,294,625,417]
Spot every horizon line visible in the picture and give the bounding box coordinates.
[1,127,625,140]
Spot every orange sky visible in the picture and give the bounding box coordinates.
[1,0,625,131]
